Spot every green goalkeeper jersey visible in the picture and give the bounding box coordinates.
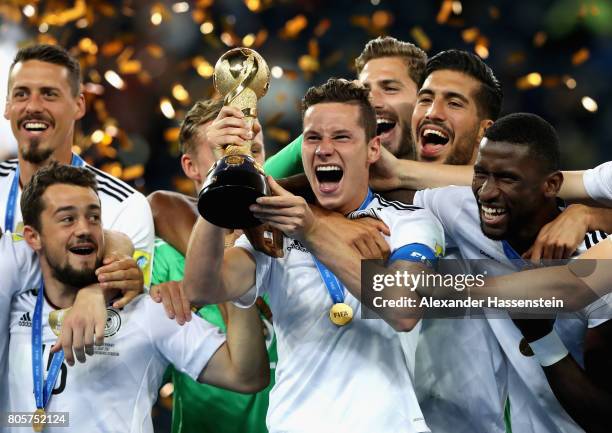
[152,238,277,433]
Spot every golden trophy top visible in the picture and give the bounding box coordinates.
[213,48,270,115]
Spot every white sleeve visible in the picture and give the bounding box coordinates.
[583,162,612,206]
[143,297,226,380]
[232,234,272,308]
[107,192,155,288]
[583,292,612,329]
[381,207,445,257]
[414,186,468,249]
[0,235,40,297]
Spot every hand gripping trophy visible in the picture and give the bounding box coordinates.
[198,48,283,256]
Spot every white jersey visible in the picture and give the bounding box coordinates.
[7,293,226,433]
[234,193,444,433]
[0,157,154,286]
[583,161,612,206]
[0,235,40,411]
[415,186,612,433]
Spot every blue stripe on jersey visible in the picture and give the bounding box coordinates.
[389,243,438,266]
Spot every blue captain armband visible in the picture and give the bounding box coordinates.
[389,243,438,267]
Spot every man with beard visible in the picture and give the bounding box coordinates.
[0,44,154,288]
[264,36,426,178]
[412,49,501,165]
[411,113,611,433]
[6,163,269,433]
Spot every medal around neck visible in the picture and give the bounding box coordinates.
[32,408,45,432]
[198,47,271,229]
[329,302,353,326]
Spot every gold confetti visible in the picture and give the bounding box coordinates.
[91,130,105,144]
[271,66,283,79]
[489,6,500,19]
[104,70,125,90]
[102,40,124,57]
[571,48,590,66]
[101,162,122,178]
[308,39,319,59]
[242,33,256,47]
[253,29,268,47]
[245,0,262,12]
[146,44,165,59]
[40,0,86,26]
[533,31,547,47]
[314,18,331,37]
[280,15,308,39]
[461,27,480,43]
[516,72,542,90]
[372,10,393,28]
[298,55,319,73]
[581,96,597,112]
[172,84,190,103]
[436,0,453,24]
[122,165,145,181]
[267,127,291,143]
[160,98,176,119]
[563,75,577,89]
[451,1,463,15]
[410,27,432,51]
[164,127,181,142]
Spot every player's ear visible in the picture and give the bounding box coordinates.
[367,135,381,165]
[181,153,201,184]
[23,225,42,252]
[543,170,563,197]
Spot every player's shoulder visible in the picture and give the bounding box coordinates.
[370,193,423,213]
[416,185,473,204]
[0,158,18,180]
[84,163,140,204]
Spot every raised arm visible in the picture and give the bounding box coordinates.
[183,217,257,305]
[148,190,198,255]
[369,146,473,191]
[197,302,269,393]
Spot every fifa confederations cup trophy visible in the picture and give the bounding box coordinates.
[197,47,271,228]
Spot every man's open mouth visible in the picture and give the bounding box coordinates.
[69,245,96,256]
[480,205,508,225]
[315,164,343,184]
[419,125,451,158]
[376,117,396,136]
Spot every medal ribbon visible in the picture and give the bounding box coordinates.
[6,154,85,232]
[501,240,531,271]
[312,189,374,305]
[32,281,65,411]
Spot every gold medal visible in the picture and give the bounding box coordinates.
[48,308,70,337]
[32,408,45,432]
[329,303,353,326]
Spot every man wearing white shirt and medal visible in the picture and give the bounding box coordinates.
[184,78,445,433]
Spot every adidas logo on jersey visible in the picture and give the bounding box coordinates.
[18,312,32,328]
[287,239,308,253]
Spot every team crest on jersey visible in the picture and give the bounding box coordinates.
[105,308,122,337]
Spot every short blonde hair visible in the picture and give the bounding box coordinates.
[355,36,427,85]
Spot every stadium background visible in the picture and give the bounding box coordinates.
[1,0,611,430]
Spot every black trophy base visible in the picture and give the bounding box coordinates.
[198,155,269,229]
